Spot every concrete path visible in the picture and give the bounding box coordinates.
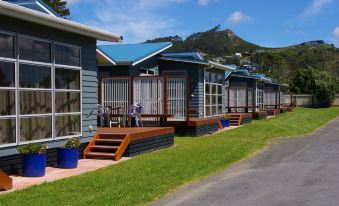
[151,118,339,206]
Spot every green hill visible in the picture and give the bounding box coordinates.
[147,26,339,87]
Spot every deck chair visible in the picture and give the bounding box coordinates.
[107,106,124,128]
[124,104,143,127]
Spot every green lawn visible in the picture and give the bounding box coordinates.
[1,108,339,206]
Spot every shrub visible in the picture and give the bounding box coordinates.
[64,138,81,148]
[291,68,336,107]
[17,143,48,155]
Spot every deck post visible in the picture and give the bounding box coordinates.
[227,85,230,113]
[252,79,256,114]
[130,76,134,105]
[186,76,190,122]
[164,75,168,115]
[245,81,249,113]
[98,78,102,105]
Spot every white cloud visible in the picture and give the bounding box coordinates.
[66,0,82,5]
[332,26,339,39]
[198,0,210,5]
[81,0,186,43]
[332,26,339,46]
[226,11,252,25]
[302,0,333,17]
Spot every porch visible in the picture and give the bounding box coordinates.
[83,127,174,160]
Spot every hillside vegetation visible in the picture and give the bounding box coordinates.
[147,26,339,89]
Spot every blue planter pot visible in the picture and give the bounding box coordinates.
[57,148,79,169]
[224,120,230,127]
[22,154,46,177]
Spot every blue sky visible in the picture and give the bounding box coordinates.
[67,0,339,47]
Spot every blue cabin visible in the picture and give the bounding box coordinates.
[0,0,120,175]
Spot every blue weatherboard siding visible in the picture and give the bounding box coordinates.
[0,14,98,174]
[97,42,172,65]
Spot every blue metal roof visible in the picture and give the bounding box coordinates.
[97,42,172,65]
[5,0,61,17]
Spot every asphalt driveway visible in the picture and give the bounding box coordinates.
[151,118,339,206]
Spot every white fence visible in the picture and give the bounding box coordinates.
[284,94,339,107]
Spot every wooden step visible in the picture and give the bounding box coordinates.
[95,139,123,144]
[99,133,126,139]
[0,170,12,191]
[85,152,115,159]
[90,145,119,151]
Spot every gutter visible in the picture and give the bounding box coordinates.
[0,1,121,42]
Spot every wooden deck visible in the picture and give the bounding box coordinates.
[167,118,219,127]
[97,127,174,141]
[84,127,174,160]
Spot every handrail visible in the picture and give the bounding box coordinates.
[114,134,131,161]
[0,170,12,191]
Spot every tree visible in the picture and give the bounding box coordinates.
[43,0,70,18]
[291,68,336,107]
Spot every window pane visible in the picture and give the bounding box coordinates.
[56,92,80,113]
[212,85,216,94]
[205,106,210,117]
[0,90,15,116]
[0,61,15,87]
[217,85,222,95]
[19,37,51,63]
[20,116,52,141]
[56,115,81,137]
[212,95,217,105]
[212,106,216,116]
[218,95,222,105]
[0,33,14,58]
[55,68,80,90]
[205,95,210,105]
[0,118,16,145]
[19,64,51,88]
[218,106,223,115]
[205,84,210,94]
[55,44,80,66]
[20,91,51,114]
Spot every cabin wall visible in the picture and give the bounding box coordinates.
[159,60,205,118]
[0,15,98,174]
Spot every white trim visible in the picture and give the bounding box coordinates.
[132,43,172,66]
[55,112,82,116]
[19,59,53,67]
[0,1,121,42]
[19,138,54,145]
[96,49,116,65]
[20,113,53,117]
[208,61,235,71]
[0,57,16,62]
[35,1,57,17]
[159,57,209,65]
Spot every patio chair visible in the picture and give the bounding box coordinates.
[107,106,124,128]
[124,104,143,127]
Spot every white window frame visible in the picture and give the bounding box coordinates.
[204,70,224,118]
[0,31,83,148]
[0,31,18,147]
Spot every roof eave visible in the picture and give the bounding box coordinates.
[208,61,235,72]
[0,1,121,42]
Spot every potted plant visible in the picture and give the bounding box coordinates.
[223,114,231,127]
[17,143,48,177]
[57,138,80,169]
[220,115,231,128]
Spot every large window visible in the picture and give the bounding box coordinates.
[55,66,81,138]
[0,31,82,147]
[204,71,224,117]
